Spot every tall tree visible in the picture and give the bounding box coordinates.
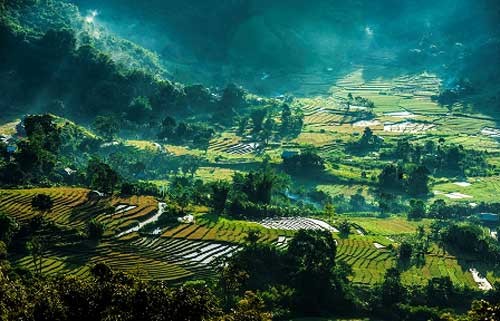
[126,96,152,123]
[210,180,230,214]
[86,158,119,194]
[407,165,430,196]
[251,109,267,133]
[287,230,345,314]
[93,116,120,141]
[31,194,53,215]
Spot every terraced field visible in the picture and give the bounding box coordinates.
[0,188,158,234]
[297,70,494,145]
[208,133,260,156]
[401,251,476,288]
[349,217,431,236]
[335,236,479,287]
[162,215,286,244]
[2,188,497,288]
[14,236,229,281]
[336,237,394,284]
[260,217,339,232]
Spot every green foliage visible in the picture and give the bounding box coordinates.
[210,180,231,214]
[86,158,119,194]
[338,219,351,236]
[120,181,160,197]
[31,194,53,214]
[407,165,430,196]
[167,176,211,212]
[0,212,18,244]
[23,115,62,153]
[441,300,500,321]
[408,199,426,220]
[86,219,106,240]
[282,150,325,175]
[0,263,222,321]
[181,156,202,177]
[158,117,214,149]
[222,291,272,321]
[220,229,354,316]
[388,138,491,177]
[379,267,407,307]
[398,241,413,262]
[93,116,120,141]
[26,235,44,276]
[279,103,303,138]
[0,114,64,185]
[439,223,500,261]
[228,199,316,219]
[220,83,247,112]
[378,163,404,191]
[250,108,267,133]
[126,96,152,123]
[232,168,288,205]
[425,277,454,307]
[378,163,430,196]
[347,126,383,153]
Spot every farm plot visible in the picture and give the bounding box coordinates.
[352,120,381,127]
[349,217,431,235]
[304,111,346,126]
[481,127,500,138]
[383,121,435,133]
[0,188,158,235]
[224,142,260,155]
[0,120,20,135]
[384,111,416,118]
[196,167,236,182]
[208,135,242,154]
[125,236,239,277]
[0,188,89,223]
[293,132,335,147]
[260,217,339,232]
[162,215,284,244]
[299,97,339,115]
[401,254,476,288]
[336,237,394,284]
[117,202,167,237]
[336,236,479,287]
[15,234,241,282]
[432,177,500,203]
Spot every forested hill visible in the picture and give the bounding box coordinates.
[70,0,500,107]
[2,0,500,117]
[0,0,264,126]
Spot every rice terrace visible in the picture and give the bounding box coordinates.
[0,1,499,320]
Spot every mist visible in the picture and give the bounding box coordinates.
[69,0,500,96]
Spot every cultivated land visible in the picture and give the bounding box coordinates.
[1,186,497,287]
[2,69,499,288]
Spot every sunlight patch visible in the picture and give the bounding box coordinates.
[84,10,98,24]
